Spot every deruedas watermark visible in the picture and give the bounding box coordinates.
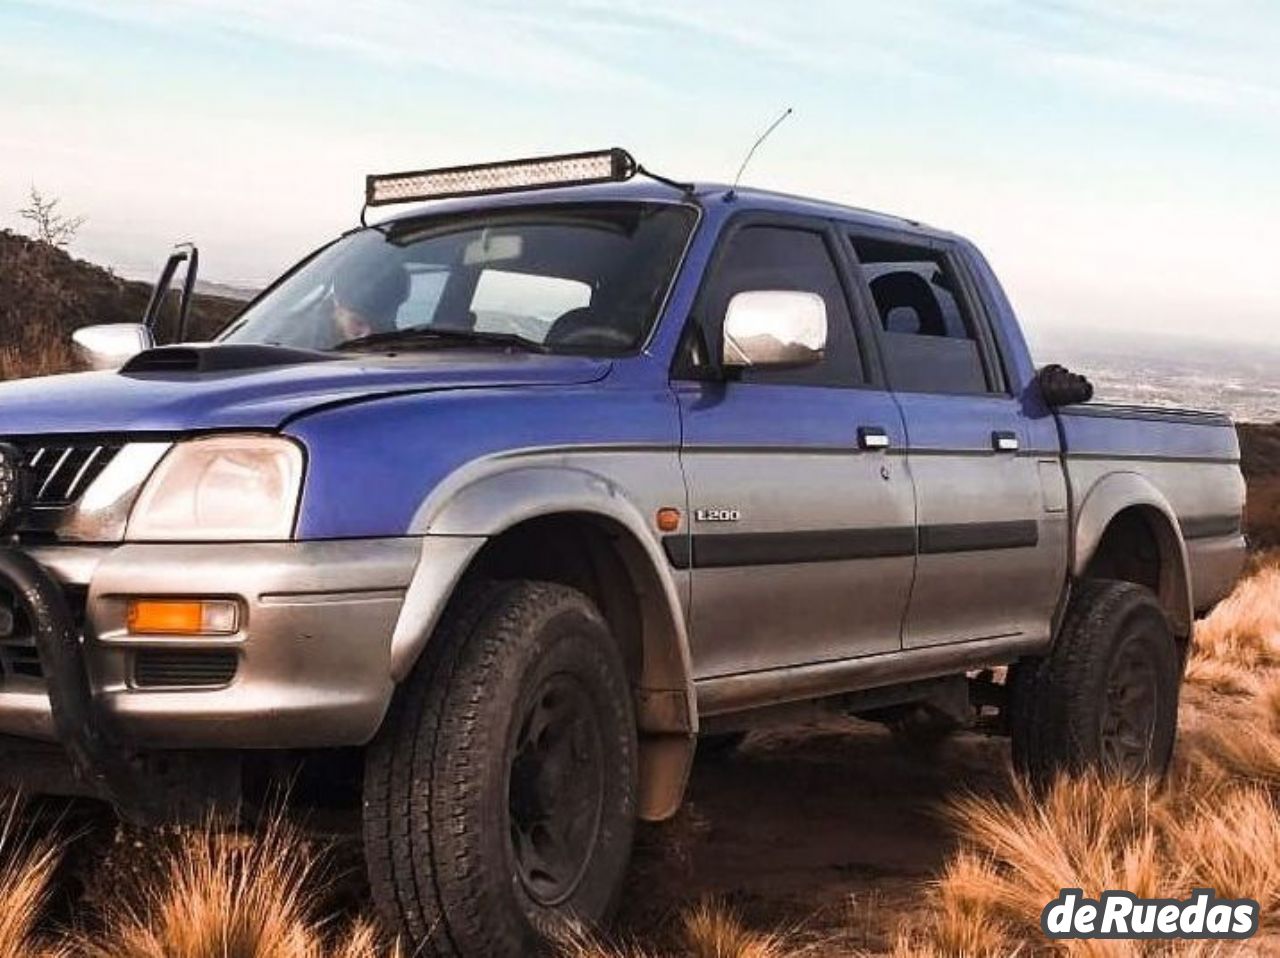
[1041,889,1260,941]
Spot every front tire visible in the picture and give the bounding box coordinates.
[364,581,638,956]
[1010,579,1181,784]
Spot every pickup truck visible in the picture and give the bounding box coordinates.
[0,150,1247,956]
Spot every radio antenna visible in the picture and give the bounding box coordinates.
[727,107,793,200]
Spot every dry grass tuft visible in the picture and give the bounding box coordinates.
[1184,656,1258,696]
[0,336,76,382]
[1258,673,1280,731]
[900,770,1280,956]
[1169,786,1280,905]
[680,901,812,958]
[1195,687,1280,787]
[79,816,395,958]
[889,854,1016,957]
[553,901,817,958]
[0,801,65,958]
[553,924,658,958]
[943,774,1180,940]
[897,558,1280,955]
[1190,563,1280,677]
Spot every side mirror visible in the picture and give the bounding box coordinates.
[722,290,827,371]
[71,324,156,371]
[1038,363,1094,407]
[142,243,199,343]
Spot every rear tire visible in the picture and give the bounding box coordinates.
[363,581,638,956]
[1010,579,1181,784]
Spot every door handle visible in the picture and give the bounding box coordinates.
[992,430,1020,452]
[858,426,891,450]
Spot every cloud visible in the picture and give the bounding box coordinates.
[0,46,89,83]
[17,0,1280,115]
[987,0,1280,113]
[18,0,648,90]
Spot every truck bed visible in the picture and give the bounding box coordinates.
[1057,403,1247,614]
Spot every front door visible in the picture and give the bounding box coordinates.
[672,220,916,680]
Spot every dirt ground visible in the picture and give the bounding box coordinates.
[611,675,1270,955]
[616,716,1014,953]
[37,682,1273,955]
[43,713,1012,953]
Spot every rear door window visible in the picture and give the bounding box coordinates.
[850,236,1000,395]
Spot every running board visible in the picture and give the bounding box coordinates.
[695,634,1048,718]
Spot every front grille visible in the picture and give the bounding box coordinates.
[16,441,122,507]
[133,649,238,689]
[0,588,42,681]
[0,583,82,683]
[0,625,42,680]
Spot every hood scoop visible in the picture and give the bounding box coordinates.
[122,344,343,375]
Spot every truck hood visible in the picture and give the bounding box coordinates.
[0,351,611,436]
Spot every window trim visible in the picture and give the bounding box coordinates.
[946,242,1019,395]
[841,225,1013,398]
[670,211,880,390]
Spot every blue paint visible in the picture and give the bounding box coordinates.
[0,181,1234,539]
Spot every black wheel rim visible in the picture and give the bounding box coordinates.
[507,672,605,906]
[1100,631,1160,778]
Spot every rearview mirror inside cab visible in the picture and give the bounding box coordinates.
[722,290,827,370]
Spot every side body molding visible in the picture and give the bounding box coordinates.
[1071,470,1193,637]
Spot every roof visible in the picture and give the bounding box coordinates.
[374,177,951,240]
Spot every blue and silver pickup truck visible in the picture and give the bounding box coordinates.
[0,150,1247,955]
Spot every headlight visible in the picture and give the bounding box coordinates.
[127,435,304,541]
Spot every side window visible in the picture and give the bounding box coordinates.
[692,225,862,387]
[851,236,997,395]
[469,269,592,341]
[395,267,448,329]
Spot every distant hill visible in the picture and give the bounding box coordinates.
[0,230,243,378]
[1029,323,1280,423]
[195,279,259,302]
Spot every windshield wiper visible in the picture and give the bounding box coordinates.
[335,325,549,354]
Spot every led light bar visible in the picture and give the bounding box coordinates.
[366,148,638,207]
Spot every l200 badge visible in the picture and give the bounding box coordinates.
[694,508,741,523]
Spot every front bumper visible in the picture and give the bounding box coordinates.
[1,538,424,749]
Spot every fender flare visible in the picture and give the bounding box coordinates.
[390,455,698,820]
[1072,470,1193,637]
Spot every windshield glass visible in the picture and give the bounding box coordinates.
[220,202,697,355]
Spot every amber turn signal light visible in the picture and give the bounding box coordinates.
[656,507,682,532]
[127,599,239,636]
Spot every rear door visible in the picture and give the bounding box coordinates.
[672,217,916,680]
[846,230,1068,649]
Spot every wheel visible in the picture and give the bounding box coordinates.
[364,581,638,956]
[1010,579,1181,784]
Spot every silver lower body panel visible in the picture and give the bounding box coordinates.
[2,538,426,748]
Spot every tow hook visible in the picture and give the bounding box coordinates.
[0,548,160,822]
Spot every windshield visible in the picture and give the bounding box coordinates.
[220,202,697,355]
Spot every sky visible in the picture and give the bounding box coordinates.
[1,0,1277,346]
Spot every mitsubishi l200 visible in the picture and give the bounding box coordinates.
[0,150,1246,955]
